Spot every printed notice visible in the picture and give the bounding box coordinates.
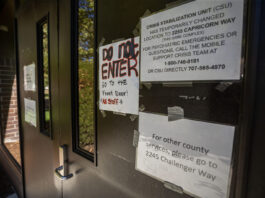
[99,37,139,115]
[24,63,36,91]
[140,0,244,82]
[24,98,37,127]
[136,112,235,198]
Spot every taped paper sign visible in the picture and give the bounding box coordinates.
[136,112,235,198]
[99,37,139,115]
[24,63,36,91]
[140,0,244,82]
[24,98,37,127]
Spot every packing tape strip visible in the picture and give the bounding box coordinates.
[0,25,8,32]
[97,37,106,53]
[162,82,193,87]
[100,110,107,118]
[168,106,184,121]
[113,111,127,116]
[112,38,125,43]
[166,0,195,9]
[129,114,138,122]
[215,82,233,92]
[163,181,184,194]
[139,104,146,112]
[133,130,140,147]
[132,9,151,36]
[143,83,152,90]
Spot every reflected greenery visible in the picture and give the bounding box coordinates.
[78,0,95,153]
[42,22,51,130]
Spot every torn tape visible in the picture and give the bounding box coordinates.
[98,37,106,47]
[133,9,151,36]
[129,114,138,122]
[139,104,146,112]
[163,82,192,87]
[112,38,125,43]
[113,111,127,116]
[133,130,140,147]
[142,9,152,17]
[168,106,184,121]
[0,25,8,32]
[166,0,194,9]
[215,82,233,92]
[132,19,140,36]
[100,110,107,118]
[97,37,106,53]
[143,83,152,90]
[164,181,184,194]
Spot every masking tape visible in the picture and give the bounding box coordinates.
[133,130,140,147]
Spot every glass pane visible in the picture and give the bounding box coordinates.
[2,76,21,166]
[37,17,51,136]
[42,22,51,130]
[78,0,95,154]
[0,18,21,166]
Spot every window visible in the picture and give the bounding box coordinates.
[37,16,52,137]
[72,0,96,162]
[0,18,22,166]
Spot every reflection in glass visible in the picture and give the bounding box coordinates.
[37,17,51,136]
[42,23,51,129]
[77,0,95,154]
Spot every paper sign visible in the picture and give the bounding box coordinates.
[136,112,235,198]
[24,63,36,91]
[24,98,37,127]
[99,37,139,115]
[140,0,244,82]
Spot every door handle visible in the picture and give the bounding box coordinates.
[54,145,73,180]
[54,165,73,180]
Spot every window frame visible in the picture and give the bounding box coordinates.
[71,0,97,163]
[36,15,53,138]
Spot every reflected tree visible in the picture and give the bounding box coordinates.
[78,0,95,153]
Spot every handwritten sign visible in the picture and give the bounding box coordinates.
[136,112,235,198]
[24,63,36,91]
[24,98,37,127]
[140,0,244,82]
[99,37,139,115]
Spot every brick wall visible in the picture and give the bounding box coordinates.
[0,58,19,143]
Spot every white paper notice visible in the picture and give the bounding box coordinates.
[136,112,235,198]
[24,63,36,91]
[24,98,37,127]
[99,37,139,115]
[140,0,244,82]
